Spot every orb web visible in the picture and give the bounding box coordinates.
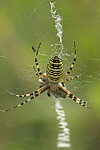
[0,1,100,150]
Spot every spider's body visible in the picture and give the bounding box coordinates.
[46,55,65,98]
[46,56,64,83]
[2,42,90,113]
[39,74,66,99]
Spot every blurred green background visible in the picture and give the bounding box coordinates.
[0,0,100,150]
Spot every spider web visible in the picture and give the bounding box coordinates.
[0,0,100,150]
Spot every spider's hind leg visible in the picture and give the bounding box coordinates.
[63,41,76,77]
[32,43,43,77]
[32,42,41,55]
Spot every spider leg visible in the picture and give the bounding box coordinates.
[63,41,76,77]
[7,90,35,98]
[32,43,43,77]
[32,42,41,55]
[47,89,51,97]
[58,84,90,108]
[2,85,49,112]
[61,74,83,82]
[33,65,39,77]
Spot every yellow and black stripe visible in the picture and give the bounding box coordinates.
[46,56,64,83]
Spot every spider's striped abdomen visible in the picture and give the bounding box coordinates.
[46,56,64,83]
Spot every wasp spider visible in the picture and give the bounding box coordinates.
[2,42,90,112]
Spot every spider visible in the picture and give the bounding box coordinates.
[2,42,90,112]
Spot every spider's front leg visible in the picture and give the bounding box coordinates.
[58,84,91,108]
[1,85,49,112]
[47,90,51,97]
[7,90,35,98]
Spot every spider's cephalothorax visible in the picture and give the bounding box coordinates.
[1,42,91,113]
